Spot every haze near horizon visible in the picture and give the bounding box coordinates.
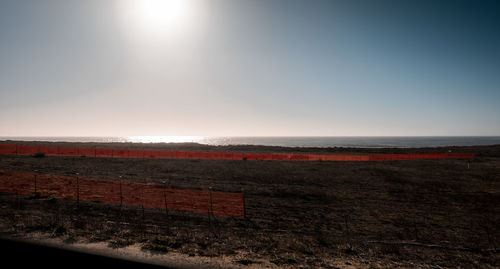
[1,0,499,136]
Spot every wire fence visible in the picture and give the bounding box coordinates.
[0,169,245,218]
[0,143,475,161]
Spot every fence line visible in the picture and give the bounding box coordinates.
[0,169,245,218]
[0,143,475,162]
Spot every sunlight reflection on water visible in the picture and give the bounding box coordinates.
[126,136,203,143]
[1,136,500,148]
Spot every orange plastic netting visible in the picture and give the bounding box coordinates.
[0,169,245,217]
[0,144,474,161]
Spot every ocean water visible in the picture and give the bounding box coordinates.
[1,136,500,148]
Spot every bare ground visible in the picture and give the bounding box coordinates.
[0,142,499,268]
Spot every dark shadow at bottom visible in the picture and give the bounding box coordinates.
[0,237,174,268]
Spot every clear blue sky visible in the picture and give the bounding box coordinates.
[1,0,499,136]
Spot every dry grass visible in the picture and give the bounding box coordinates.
[0,143,499,267]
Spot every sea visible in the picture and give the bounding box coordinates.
[1,136,500,148]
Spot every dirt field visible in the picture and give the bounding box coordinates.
[1,142,499,268]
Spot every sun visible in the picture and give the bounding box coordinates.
[136,0,188,30]
[119,0,193,38]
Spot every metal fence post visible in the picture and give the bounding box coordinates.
[119,176,123,208]
[210,188,214,215]
[34,174,37,194]
[141,180,145,222]
[163,181,168,216]
[241,192,246,218]
[76,173,79,207]
[208,188,213,226]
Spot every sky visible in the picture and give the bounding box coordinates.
[0,0,499,136]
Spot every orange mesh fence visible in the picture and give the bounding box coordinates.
[120,181,143,206]
[270,154,287,161]
[211,191,245,217]
[128,149,144,158]
[144,150,161,159]
[232,153,245,160]
[369,155,385,161]
[197,152,212,159]
[58,146,79,156]
[306,155,322,161]
[17,144,39,155]
[175,151,186,159]
[158,150,175,159]
[0,144,18,155]
[290,154,310,161]
[78,147,95,157]
[0,169,245,217]
[206,152,222,159]
[0,144,475,161]
[79,177,120,204]
[38,145,59,156]
[245,153,262,160]
[36,173,77,200]
[95,148,113,158]
[185,151,198,159]
[368,153,475,161]
[0,170,34,195]
[113,149,129,158]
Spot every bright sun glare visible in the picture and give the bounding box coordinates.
[137,0,188,29]
[120,0,193,38]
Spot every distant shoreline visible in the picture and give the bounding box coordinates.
[1,140,499,156]
[2,136,500,149]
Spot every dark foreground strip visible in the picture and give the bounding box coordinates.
[0,237,173,269]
